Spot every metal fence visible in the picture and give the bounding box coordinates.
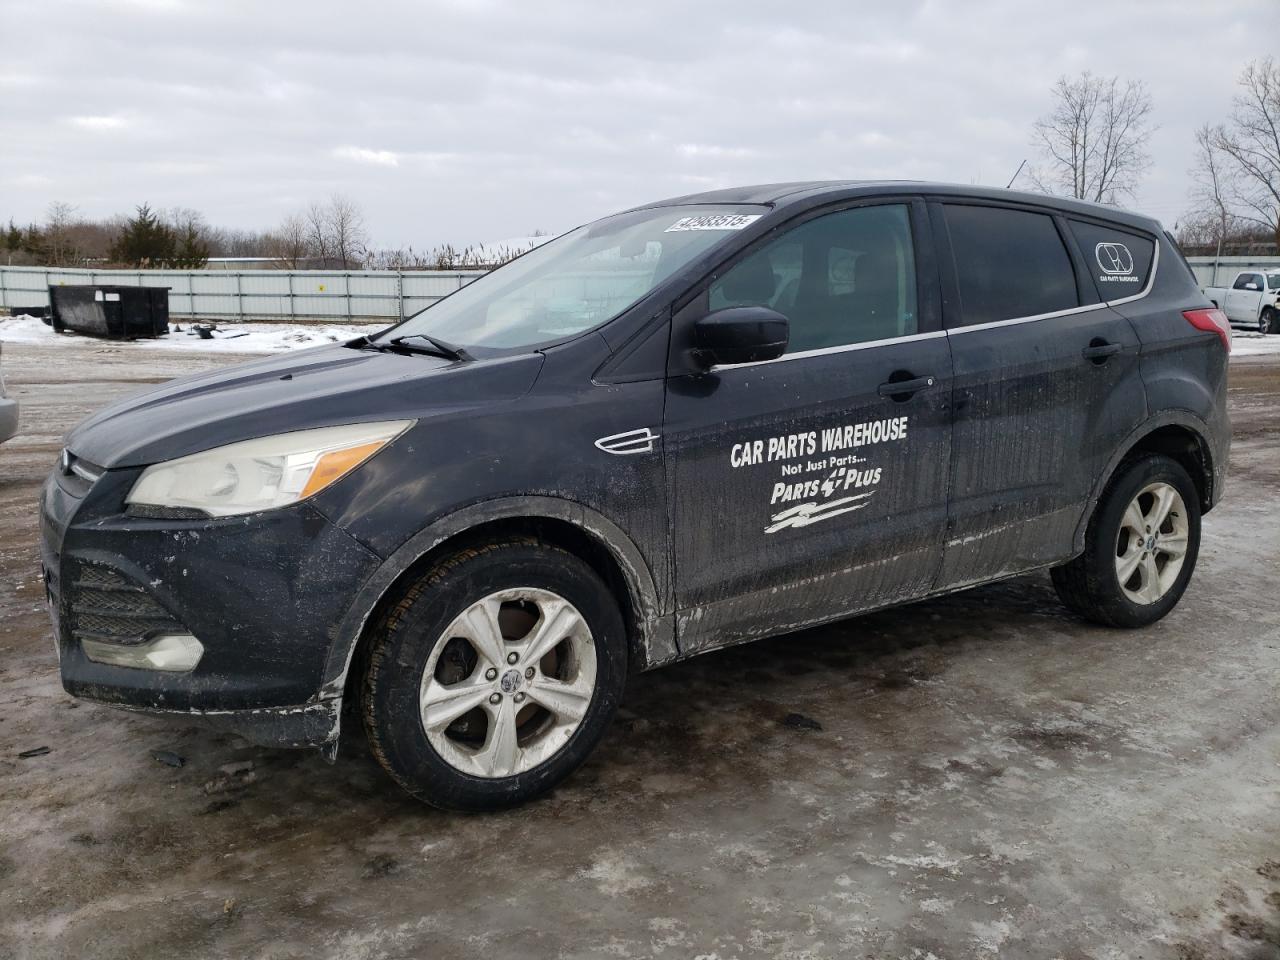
[6,257,1277,323]
[1186,255,1280,288]
[0,265,487,323]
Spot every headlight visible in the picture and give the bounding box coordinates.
[126,421,414,517]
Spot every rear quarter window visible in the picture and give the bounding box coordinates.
[1068,220,1155,299]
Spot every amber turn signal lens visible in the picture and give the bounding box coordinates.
[300,440,388,499]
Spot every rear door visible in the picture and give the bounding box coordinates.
[664,199,953,654]
[933,201,1147,587]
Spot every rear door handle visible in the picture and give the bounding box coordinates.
[878,375,936,399]
[1082,341,1122,363]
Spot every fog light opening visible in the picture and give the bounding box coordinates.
[82,633,204,672]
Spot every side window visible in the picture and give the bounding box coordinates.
[1233,273,1260,290]
[709,204,917,353]
[943,204,1079,325]
[1068,220,1156,299]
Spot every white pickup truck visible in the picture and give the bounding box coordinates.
[1203,269,1280,335]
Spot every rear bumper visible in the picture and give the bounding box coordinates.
[0,396,16,444]
[40,460,382,746]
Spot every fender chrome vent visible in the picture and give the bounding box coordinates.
[594,428,659,456]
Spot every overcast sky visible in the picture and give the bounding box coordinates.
[2,0,1277,249]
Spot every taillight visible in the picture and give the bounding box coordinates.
[1183,308,1232,353]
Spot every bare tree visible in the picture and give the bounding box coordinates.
[1209,57,1280,248]
[45,200,79,266]
[268,213,310,268]
[1187,123,1241,253]
[1029,72,1154,204]
[163,206,207,238]
[326,194,367,269]
[305,201,332,265]
[273,197,368,268]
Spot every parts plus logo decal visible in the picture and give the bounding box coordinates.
[764,493,875,534]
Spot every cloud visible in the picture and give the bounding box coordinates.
[332,146,400,167]
[67,115,129,131]
[6,174,54,188]
[2,0,1272,247]
[676,144,758,160]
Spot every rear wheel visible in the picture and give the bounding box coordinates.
[361,540,627,810]
[1051,455,1201,628]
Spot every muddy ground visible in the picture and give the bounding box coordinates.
[0,338,1277,960]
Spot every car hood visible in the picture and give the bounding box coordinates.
[65,343,545,468]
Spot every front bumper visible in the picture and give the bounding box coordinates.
[0,396,17,444]
[40,458,382,747]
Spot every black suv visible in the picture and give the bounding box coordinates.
[41,182,1231,810]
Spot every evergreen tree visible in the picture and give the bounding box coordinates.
[110,203,175,267]
[3,219,20,265]
[20,222,47,262]
[170,221,210,268]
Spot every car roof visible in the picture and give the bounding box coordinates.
[629,180,1163,232]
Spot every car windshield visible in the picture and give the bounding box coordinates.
[380,205,769,353]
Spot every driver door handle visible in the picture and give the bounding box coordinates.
[877,375,936,399]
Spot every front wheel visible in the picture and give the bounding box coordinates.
[1051,455,1201,628]
[361,540,627,810]
[1261,307,1276,335]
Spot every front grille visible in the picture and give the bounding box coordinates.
[66,564,183,646]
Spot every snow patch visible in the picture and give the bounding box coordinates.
[579,852,652,897]
[970,918,1013,954]
[1230,332,1280,357]
[0,314,385,354]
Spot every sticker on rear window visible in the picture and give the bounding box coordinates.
[665,214,762,232]
[1069,220,1154,296]
[1095,242,1137,279]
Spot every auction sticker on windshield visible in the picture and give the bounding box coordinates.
[665,214,762,232]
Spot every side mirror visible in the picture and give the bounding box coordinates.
[692,306,789,368]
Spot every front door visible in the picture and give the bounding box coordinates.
[1224,273,1263,323]
[663,201,954,655]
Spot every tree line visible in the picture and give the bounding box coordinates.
[2,195,376,270]
[3,194,545,271]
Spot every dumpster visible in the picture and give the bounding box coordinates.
[49,285,170,339]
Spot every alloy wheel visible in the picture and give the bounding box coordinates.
[418,588,597,778]
[1114,481,1189,605]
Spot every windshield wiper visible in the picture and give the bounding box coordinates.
[389,333,472,361]
[359,333,472,361]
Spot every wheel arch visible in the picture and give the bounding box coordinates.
[320,496,675,706]
[1074,413,1217,550]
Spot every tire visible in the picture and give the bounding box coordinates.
[1051,455,1201,628]
[361,539,627,810]
[1262,307,1276,336]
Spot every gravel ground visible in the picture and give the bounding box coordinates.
[0,338,1277,960]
